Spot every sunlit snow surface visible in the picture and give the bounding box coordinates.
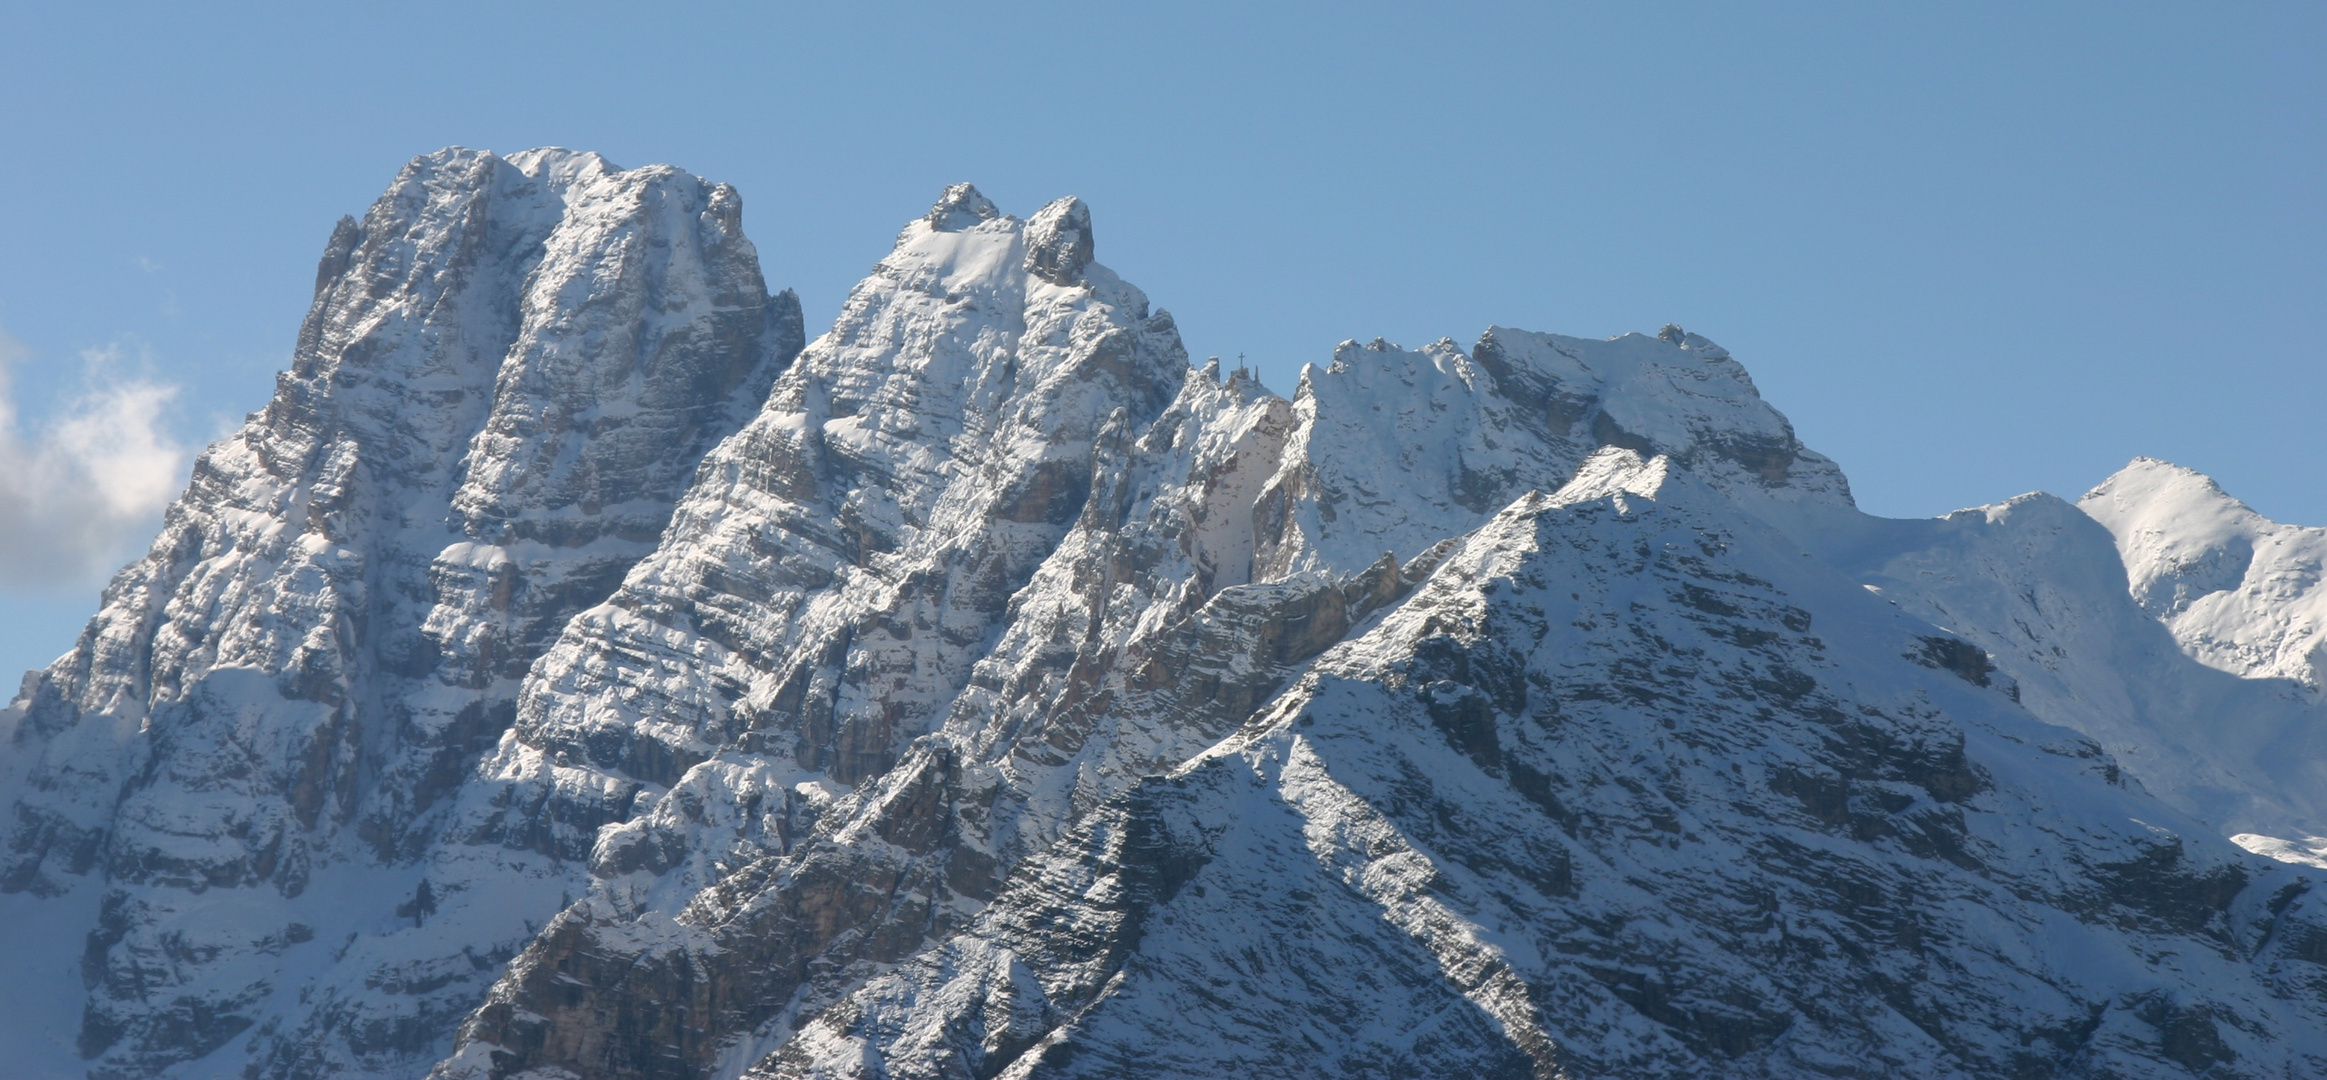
[2082,457,2327,698]
[4,163,2327,1079]
[755,452,2327,1078]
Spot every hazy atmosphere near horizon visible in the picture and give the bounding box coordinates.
[11,6,2327,1079]
[0,3,2319,680]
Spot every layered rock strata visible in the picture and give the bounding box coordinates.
[0,147,802,1080]
[4,159,2327,1080]
[757,452,2327,1078]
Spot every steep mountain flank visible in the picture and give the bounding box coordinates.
[429,201,1859,1077]
[3,159,2324,1080]
[756,453,2327,1079]
[0,147,801,1080]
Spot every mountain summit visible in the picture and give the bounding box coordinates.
[2081,457,2327,696]
[3,157,2324,1080]
[0,147,803,1079]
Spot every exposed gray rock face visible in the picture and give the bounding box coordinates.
[0,147,801,1080]
[434,280,2326,1077]
[432,184,1194,1080]
[7,164,2327,1080]
[754,454,2327,1078]
[1023,197,1093,286]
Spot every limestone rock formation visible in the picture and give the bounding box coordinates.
[3,159,2325,1080]
[0,147,801,1080]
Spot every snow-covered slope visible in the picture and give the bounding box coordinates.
[1812,495,2327,847]
[423,199,1864,1078]
[431,185,1192,1080]
[7,160,2327,1080]
[2080,457,2327,697]
[0,147,802,1080]
[754,452,2327,1079]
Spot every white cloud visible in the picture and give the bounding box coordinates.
[0,327,189,588]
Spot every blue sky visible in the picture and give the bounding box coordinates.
[0,2,2320,680]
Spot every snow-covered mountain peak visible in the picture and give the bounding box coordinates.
[1654,321,1732,358]
[923,181,1002,230]
[747,400,2327,1080]
[762,185,1172,482]
[12,159,2327,1080]
[0,144,803,1079]
[497,144,616,183]
[2081,457,2264,617]
[2079,456,2327,694]
[1474,326,1799,475]
[1247,324,1853,581]
[1024,195,1093,284]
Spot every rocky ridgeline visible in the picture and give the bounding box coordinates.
[752,453,2327,1079]
[0,148,802,1080]
[2,152,2325,1080]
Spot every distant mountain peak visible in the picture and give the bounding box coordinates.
[2081,456,2327,693]
[925,181,1001,230]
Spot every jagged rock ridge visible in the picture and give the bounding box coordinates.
[427,200,1867,1078]
[759,452,2327,1079]
[1,158,2324,1080]
[0,147,802,1080]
